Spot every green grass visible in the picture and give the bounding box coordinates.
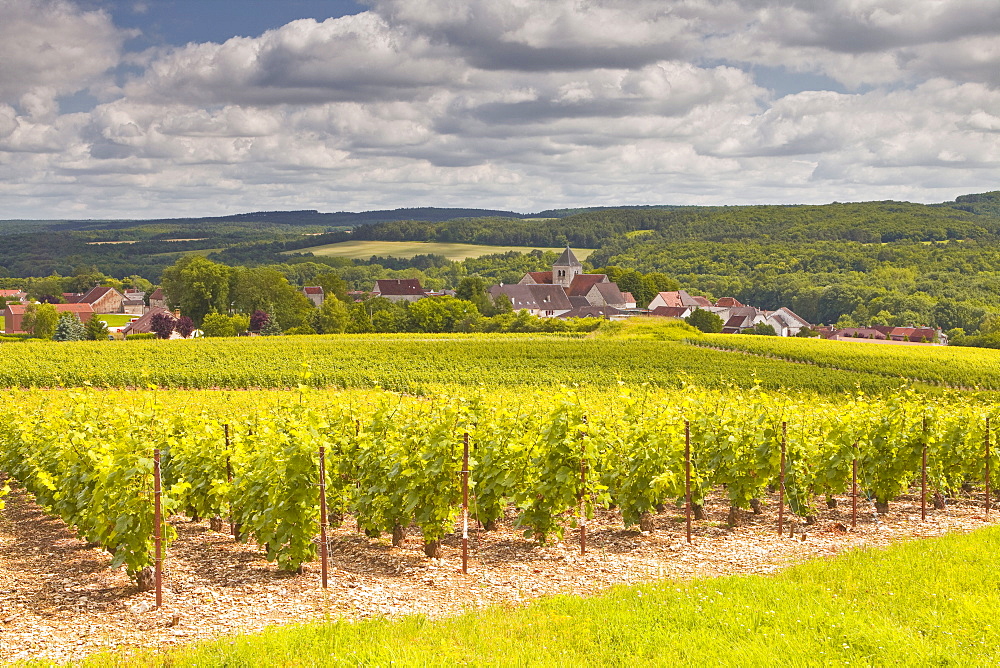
[98,314,136,327]
[288,240,595,261]
[74,527,1000,667]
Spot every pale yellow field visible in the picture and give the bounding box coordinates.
[289,240,594,261]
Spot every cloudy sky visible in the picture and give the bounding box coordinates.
[1,0,999,219]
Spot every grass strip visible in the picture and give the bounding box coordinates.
[72,527,1000,667]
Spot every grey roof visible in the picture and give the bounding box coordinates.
[770,307,810,328]
[553,246,582,268]
[569,295,591,308]
[594,282,625,305]
[489,284,573,311]
[558,305,623,319]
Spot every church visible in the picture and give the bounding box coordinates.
[487,248,634,318]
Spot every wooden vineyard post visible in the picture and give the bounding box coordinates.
[225,424,235,537]
[462,433,469,574]
[851,443,858,529]
[319,445,329,589]
[921,417,928,522]
[778,422,786,537]
[579,419,587,556]
[685,420,692,544]
[355,419,362,535]
[153,448,163,608]
[986,417,991,518]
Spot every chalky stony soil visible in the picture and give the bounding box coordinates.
[0,481,994,664]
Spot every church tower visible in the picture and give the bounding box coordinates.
[552,246,582,289]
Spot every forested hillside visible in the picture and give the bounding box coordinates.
[4,192,1000,335]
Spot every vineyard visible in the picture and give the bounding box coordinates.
[0,331,965,393]
[2,385,997,590]
[697,333,1000,390]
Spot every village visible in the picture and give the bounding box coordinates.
[1,248,948,344]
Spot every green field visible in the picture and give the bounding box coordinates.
[0,332,921,393]
[74,527,1000,667]
[699,334,1000,390]
[288,240,595,261]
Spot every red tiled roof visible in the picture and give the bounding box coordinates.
[525,271,553,284]
[621,292,635,303]
[690,295,713,308]
[5,303,95,315]
[567,274,606,297]
[303,286,324,295]
[650,306,689,318]
[0,290,22,298]
[122,307,171,335]
[653,291,683,308]
[79,286,121,304]
[716,297,744,307]
[149,288,165,301]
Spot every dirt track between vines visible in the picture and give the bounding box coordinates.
[1,482,995,665]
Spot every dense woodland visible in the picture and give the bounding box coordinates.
[4,192,1000,341]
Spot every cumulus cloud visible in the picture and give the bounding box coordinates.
[0,0,999,219]
[124,13,464,106]
[0,0,129,114]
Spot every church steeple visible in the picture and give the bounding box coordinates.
[552,246,582,288]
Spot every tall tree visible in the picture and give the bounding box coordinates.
[53,312,86,341]
[160,256,232,326]
[313,297,350,334]
[23,303,58,338]
[231,267,314,330]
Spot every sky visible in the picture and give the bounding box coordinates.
[0,0,998,219]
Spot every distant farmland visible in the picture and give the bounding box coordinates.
[287,240,595,261]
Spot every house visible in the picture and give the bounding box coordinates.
[646,290,712,311]
[765,307,811,337]
[302,286,325,307]
[721,306,768,334]
[621,292,637,309]
[826,327,888,341]
[122,307,171,336]
[346,290,371,302]
[0,289,26,303]
[557,305,627,320]
[503,248,630,316]
[122,297,146,315]
[820,325,946,345]
[149,288,167,309]
[77,286,125,314]
[488,284,573,317]
[873,326,944,344]
[372,279,426,303]
[649,306,693,319]
[3,303,95,334]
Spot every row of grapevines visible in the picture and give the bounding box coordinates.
[2,386,999,575]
